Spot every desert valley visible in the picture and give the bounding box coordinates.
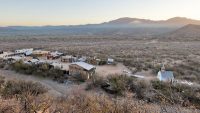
[0,17,200,113]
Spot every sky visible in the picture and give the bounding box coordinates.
[0,0,200,26]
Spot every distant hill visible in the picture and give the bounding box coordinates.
[160,24,200,41]
[103,17,200,27]
[0,27,18,32]
[104,17,154,25]
[164,17,200,25]
[1,17,200,38]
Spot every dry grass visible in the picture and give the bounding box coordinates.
[1,36,200,112]
[0,88,199,113]
[1,36,200,82]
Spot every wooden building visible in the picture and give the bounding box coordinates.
[69,62,96,80]
[32,50,50,57]
[61,55,77,63]
[47,51,63,60]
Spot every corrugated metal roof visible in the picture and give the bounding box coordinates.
[72,62,95,71]
[25,50,33,56]
[30,59,39,63]
[62,55,73,59]
[15,48,33,54]
[50,51,63,57]
[78,57,87,62]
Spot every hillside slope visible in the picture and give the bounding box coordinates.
[160,24,200,41]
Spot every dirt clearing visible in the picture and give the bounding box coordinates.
[96,63,130,77]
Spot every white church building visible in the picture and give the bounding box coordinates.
[157,65,174,82]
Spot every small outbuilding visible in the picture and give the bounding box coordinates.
[78,56,87,62]
[24,50,33,56]
[69,62,96,80]
[15,48,33,54]
[32,50,50,57]
[61,55,77,63]
[47,51,64,60]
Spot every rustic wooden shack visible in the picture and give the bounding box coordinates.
[87,57,107,65]
[47,51,64,60]
[78,56,87,62]
[69,62,96,80]
[32,50,50,57]
[61,55,77,63]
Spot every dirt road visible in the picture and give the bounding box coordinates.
[0,69,86,97]
[96,63,130,77]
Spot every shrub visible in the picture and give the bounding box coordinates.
[48,68,64,79]
[98,60,107,65]
[151,65,161,74]
[130,80,151,99]
[151,80,168,90]
[0,99,21,113]
[1,80,47,99]
[86,74,105,90]
[10,61,65,82]
[151,80,200,108]
[19,94,52,113]
[0,59,6,68]
[50,92,141,113]
[102,75,134,95]
[0,76,5,90]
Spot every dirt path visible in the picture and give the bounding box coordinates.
[96,63,130,77]
[0,69,86,97]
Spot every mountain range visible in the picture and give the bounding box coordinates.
[104,17,200,26]
[0,17,200,37]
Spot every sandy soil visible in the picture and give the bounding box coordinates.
[134,70,156,80]
[96,63,130,77]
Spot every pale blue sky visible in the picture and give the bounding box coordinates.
[0,0,200,26]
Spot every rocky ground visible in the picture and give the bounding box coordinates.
[1,36,200,112]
